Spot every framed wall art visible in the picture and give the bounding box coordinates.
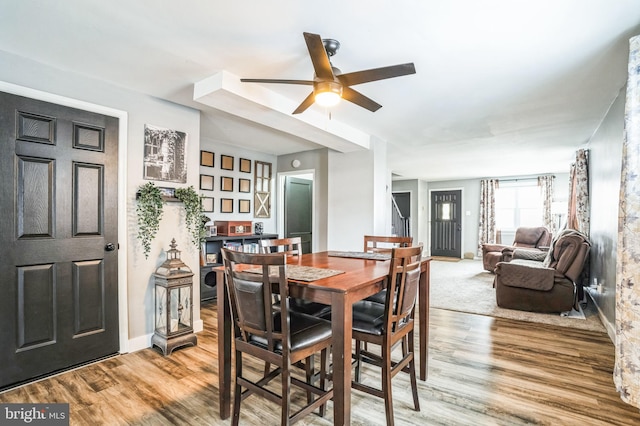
[221,176,234,192]
[221,155,234,171]
[220,198,234,213]
[254,160,272,218]
[200,150,214,167]
[143,124,187,183]
[239,178,251,193]
[239,199,251,214]
[202,196,214,213]
[158,186,178,202]
[239,158,251,173]
[200,174,214,191]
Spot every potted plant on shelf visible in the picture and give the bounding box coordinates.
[175,186,207,248]
[136,182,165,259]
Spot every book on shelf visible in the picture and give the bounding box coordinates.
[242,243,260,253]
[223,242,243,252]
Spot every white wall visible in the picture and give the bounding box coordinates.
[327,141,389,251]
[200,137,277,234]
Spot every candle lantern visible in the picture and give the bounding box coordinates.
[151,238,197,355]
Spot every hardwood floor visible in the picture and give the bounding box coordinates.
[1,301,639,425]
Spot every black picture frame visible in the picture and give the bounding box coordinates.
[200,150,214,167]
[220,198,233,213]
[239,199,251,214]
[159,187,179,202]
[221,155,234,171]
[221,176,234,192]
[202,196,214,212]
[200,174,214,191]
[239,178,251,193]
[239,158,251,173]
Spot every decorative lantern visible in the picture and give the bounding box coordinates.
[151,238,197,355]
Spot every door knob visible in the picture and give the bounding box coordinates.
[105,243,116,252]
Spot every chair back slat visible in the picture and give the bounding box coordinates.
[364,235,413,254]
[260,237,302,257]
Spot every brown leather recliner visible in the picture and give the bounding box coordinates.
[481,226,552,272]
[493,229,591,313]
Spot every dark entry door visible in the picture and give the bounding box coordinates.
[430,190,462,258]
[284,176,312,254]
[0,92,120,389]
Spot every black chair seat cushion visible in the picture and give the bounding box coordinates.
[364,289,386,305]
[289,298,332,317]
[351,300,385,336]
[249,311,332,352]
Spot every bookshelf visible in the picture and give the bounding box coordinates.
[199,234,278,301]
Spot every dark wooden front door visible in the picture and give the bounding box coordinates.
[430,190,462,258]
[0,92,120,389]
[284,176,312,254]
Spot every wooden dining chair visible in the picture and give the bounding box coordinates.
[351,244,423,426]
[364,235,413,254]
[221,248,333,426]
[260,236,303,257]
[259,237,331,318]
[363,235,414,305]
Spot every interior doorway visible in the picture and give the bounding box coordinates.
[391,191,411,237]
[278,171,314,253]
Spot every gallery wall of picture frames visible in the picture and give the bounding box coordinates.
[199,150,271,218]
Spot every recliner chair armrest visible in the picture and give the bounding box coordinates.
[482,243,511,253]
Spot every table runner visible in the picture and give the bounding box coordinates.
[245,264,344,282]
[327,250,391,261]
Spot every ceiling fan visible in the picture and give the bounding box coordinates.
[240,32,416,114]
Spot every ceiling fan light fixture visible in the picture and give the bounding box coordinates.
[314,81,343,107]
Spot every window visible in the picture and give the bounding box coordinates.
[495,181,543,241]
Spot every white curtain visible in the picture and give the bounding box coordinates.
[614,34,640,410]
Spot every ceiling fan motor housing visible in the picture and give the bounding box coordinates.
[314,80,343,96]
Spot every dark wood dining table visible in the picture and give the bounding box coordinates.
[215,251,431,425]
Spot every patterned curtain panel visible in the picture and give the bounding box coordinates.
[538,175,555,234]
[567,149,590,236]
[614,34,640,410]
[477,179,498,256]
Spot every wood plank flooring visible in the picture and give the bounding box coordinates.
[1,301,639,425]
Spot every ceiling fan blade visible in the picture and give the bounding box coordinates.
[303,32,334,80]
[342,87,382,112]
[240,78,313,85]
[292,92,316,114]
[338,63,416,86]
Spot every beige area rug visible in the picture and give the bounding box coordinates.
[430,259,606,333]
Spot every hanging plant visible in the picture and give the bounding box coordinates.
[175,186,206,248]
[136,182,165,259]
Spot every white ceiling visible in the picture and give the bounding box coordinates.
[2,0,639,181]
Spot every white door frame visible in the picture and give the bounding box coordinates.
[0,81,130,353]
